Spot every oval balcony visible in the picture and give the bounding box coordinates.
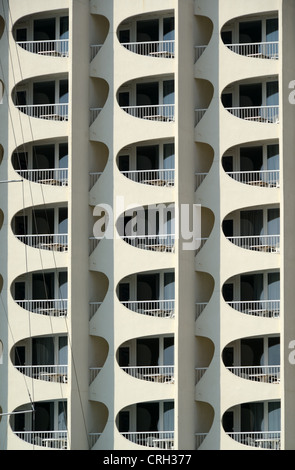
[118,335,174,383]
[13,269,68,318]
[223,400,281,450]
[13,205,68,252]
[118,270,175,319]
[118,400,174,449]
[12,400,67,449]
[13,76,68,121]
[13,334,68,383]
[118,77,174,122]
[223,334,280,383]
[12,140,68,186]
[222,77,279,124]
[221,15,278,60]
[14,13,69,57]
[223,206,280,253]
[118,140,175,187]
[118,12,174,59]
[222,141,279,188]
[118,203,175,253]
[223,270,280,318]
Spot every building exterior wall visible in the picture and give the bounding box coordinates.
[0,0,294,451]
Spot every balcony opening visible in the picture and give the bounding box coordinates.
[13,205,68,252]
[222,78,279,123]
[14,77,69,120]
[224,206,280,253]
[222,142,279,187]
[13,335,68,383]
[12,141,68,186]
[14,13,69,56]
[118,335,174,383]
[118,401,174,449]
[12,400,67,449]
[118,140,175,187]
[223,270,280,318]
[118,77,174,121]
[223,400,281,449]
[118,13,174,58]
[13,269,68,317]
[223,335,280,383]
[221,15,278,59]
[118,203,175,252]
[118,270,175,318]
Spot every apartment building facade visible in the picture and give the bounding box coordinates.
[0,0,294,451]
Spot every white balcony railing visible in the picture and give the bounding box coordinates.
[226,234,280,253]
[89,302,103,319]
[227,431,281,450]
[16,233,68,252]
[90,44,103,61]
[195,172,208,189]
[16,168,68,186]
[16,103,68,121]
[226,169,279,187]
[14,430,67,449]
[195,45,207,61]
[195,433,208,449]
[89,236,103,254]
[122,300,175,318]
[122,169,175,187]
[122,234,175,252]
[121,104,175,122]
[121,431,174,449]
[195,302,208,319]
[121,40,175,58]
[88,432,102,448]
[227,299,280,318]
[226,41,279,60]
[16,39,69,57]
[90,108,102,125]
[195,108,207,125]
[226,365,280,383]
[89,172,103,189]
[15,365,68,383]
[121,365,174,383]
[16,299,68,317]
[89,367,103,384]
[195,367,208,383]
[225,105,279,123]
